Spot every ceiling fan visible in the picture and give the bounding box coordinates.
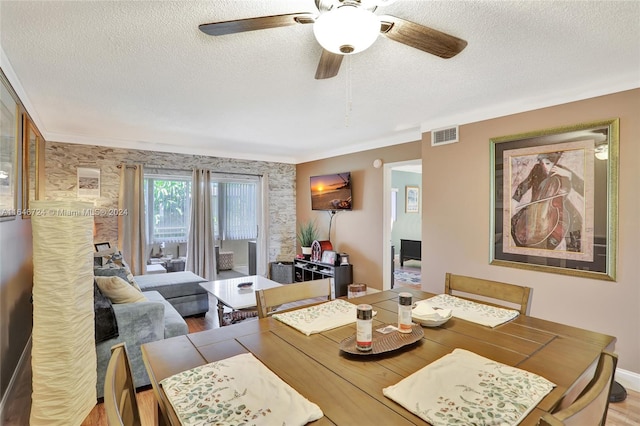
[199,0,467,80]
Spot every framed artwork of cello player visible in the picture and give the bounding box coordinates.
[490,119,618,281]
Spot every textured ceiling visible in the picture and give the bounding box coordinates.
[1,0,638,164]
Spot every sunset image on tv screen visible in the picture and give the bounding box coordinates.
[310,172,352,210]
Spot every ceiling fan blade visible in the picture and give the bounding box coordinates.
[199,13,315,36]
[378,15,467,59]
[315,49,343,80]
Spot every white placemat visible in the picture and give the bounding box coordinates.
[272,299,361,335]
[417,294,519,327]
[160,353,323,425]
[383,348,555,426]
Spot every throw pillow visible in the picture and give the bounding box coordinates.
[119,260,143,292]
[94,280,119,343]
[94,264,142,292]
[95,276,147,304]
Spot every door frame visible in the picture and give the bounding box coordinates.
[382,159,422,290]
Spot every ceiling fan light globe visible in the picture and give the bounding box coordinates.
[313,5,380,55]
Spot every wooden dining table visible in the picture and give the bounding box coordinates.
[140,287,615,425]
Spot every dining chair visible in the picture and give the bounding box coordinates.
[538,351,618,426]
[255,278,333,318]
[104,342,142,426]
[444,272,531,315]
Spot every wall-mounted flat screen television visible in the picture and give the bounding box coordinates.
[310,172,352,211]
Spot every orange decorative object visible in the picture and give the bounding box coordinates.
[310,240,333,262]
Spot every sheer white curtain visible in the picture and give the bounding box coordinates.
[186,169,216,280]
[220,182,258,240]
[118,164,147,275]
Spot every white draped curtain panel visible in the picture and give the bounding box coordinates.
[186,168,217,280]
[118,164,147,275]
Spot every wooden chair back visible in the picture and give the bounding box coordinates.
[255,279,332,318]
[444,272,531,315]
[104,343,142,426]
[539,351,618,426]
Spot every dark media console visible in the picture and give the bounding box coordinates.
[293,258,353,298]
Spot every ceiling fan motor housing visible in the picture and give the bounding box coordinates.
[313,4,381,55]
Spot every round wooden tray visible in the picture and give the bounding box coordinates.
[339,324,424,355]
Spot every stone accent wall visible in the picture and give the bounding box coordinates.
[44,142,296,263]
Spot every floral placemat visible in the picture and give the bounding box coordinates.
[383,348,555,425]
[417,294,519,327]
[272,299,361,336]
[160,353,323,425]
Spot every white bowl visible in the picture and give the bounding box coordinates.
[412,311,452,327]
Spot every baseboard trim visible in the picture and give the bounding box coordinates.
[616,367,640,392]
[0,335,32,420]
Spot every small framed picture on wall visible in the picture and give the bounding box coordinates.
[406,186,419,213]
[77,167,101,198]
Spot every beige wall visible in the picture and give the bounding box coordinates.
[421,89,639,375]
[297,141,422,290]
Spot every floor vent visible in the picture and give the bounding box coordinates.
[431,125,459,146]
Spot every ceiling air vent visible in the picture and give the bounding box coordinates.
[431,125,459,146]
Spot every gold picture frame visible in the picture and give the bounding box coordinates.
[22,114,43,218]
[490,119,618,281]
[0,70,19,220]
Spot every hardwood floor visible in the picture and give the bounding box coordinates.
[608,390,640,425]
[3,292,639,425]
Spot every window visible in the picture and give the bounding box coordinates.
[215,181,258,241]
[143,171,259,245]
[144,175,191,243]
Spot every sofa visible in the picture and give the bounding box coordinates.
[134,271,209,317]
[94,264,208,398]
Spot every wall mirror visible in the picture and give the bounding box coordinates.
[0,70,19,220]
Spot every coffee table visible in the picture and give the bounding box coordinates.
[199,275,282,326]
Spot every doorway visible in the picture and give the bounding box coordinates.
[382,159,422,290]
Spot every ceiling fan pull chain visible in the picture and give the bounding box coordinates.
[344,55,353,127]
